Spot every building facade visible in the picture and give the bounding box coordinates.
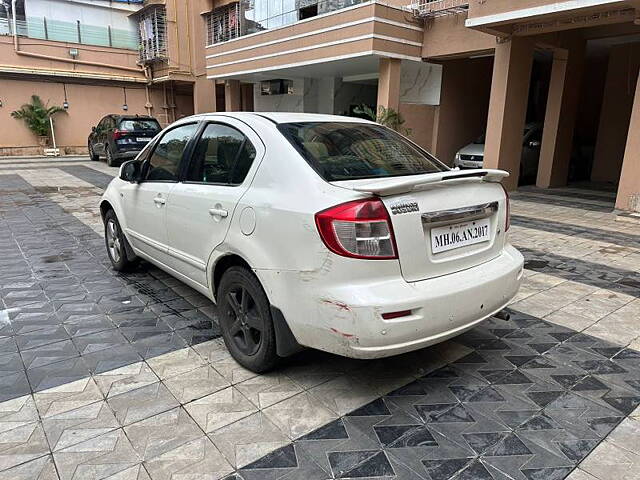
[1,0,639,213]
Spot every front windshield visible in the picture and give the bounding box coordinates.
[475,125,539,145]
[278,122,447,181]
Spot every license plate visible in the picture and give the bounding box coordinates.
[430,218,491,254]
[137,137,151,142]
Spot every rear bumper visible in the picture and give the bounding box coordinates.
[259,245,524,359]
[113,150,140,160]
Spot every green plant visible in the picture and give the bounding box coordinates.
[353,104,412,136]
[11,95,66,138]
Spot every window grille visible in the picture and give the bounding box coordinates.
[137,5,167,63]
[412,0,468,18]
[206,3,242,45]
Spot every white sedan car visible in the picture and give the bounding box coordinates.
[100,112,523,372]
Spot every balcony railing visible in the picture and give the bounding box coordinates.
[411,0,469,18]
[0,16,138,50]
[205,0,370,45]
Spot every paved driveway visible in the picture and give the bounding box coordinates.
[0,157,639,480]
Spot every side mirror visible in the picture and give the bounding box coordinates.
[120,160,140,183]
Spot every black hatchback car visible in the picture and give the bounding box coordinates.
[88,115,161,166]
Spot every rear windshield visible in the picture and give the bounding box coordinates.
[277,122,447,181]
[118,119,160,131]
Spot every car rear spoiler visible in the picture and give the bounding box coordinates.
[345,169,509,196]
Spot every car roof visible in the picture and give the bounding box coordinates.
[186,112,375,125]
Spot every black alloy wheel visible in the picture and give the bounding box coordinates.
[218,266,278,372]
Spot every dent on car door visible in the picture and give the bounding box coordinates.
[164,120,263,286]
[120,123,199,266]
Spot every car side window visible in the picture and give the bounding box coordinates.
[145,123,198,182]
[186,123,256,185]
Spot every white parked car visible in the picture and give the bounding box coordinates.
[454,123,543,183]
[100,113,524,372]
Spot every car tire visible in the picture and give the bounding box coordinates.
[88,143,99,161]
[218,266,279,373]
[104,210,137,271]
[106,147,117,167]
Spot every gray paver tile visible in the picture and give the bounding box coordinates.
[0,422,49,472]
[234,372,303,409]
[93,362,159,399]
[208,412,289,468]
[579,440,640,480]
[123,408,202,461]
[184,387,257,434]
[34,377,103,418]
[162,364,229,404]
[0,454,59,479]
[145,347,206,380]
[107,383,179,427]
[21,340,80,369]
[193,340,258,385]
[262,391,337,439]
[52,429,140,480]
[42,400,119,451]
[143,436,233,480]
[0,395,39,435]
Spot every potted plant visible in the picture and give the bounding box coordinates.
[353,104,412,137]
[11,95,67,147]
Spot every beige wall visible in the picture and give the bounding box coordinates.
[0,78,198,156]
[0,79,157,156]
[592,43,640,183]
[0,36,145,81]
[431,57,493,165]
[399,103,436,152]
[422,13,496,59]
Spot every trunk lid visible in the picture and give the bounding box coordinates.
[333,170,509,282]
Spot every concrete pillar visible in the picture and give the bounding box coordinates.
[592,44,640,183]
[615,70,640,212]
[536,41,584,188]
[377,57,401,113]
[224,80,241,112]
[483,37,534,191]
[193,77,217,114]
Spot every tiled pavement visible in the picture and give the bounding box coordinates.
[0,157,639,480]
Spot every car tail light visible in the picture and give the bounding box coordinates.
[500,183,510,231]
[113,129,125,140]
[315,198,397,259]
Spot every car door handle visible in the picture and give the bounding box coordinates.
[153,197,166,205]
[209,208,228,218]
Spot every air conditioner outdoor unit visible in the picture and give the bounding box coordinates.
[260,79,293,95]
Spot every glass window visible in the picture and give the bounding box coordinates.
[146,124,197,182]
[118,119,161,131]
[186,123,256,185]
[278,122,447,181]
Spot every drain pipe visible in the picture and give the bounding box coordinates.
[144,66,153,116]
[11,0,18,50]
